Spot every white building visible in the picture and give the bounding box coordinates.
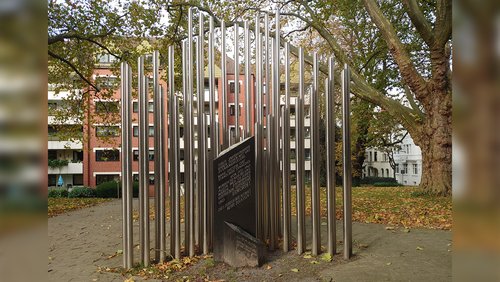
[363,132,422,186]
[48,88,84,188]
[393,134,422,186]
[363,149,394,178]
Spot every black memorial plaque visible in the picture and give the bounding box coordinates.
[213,137,260,265]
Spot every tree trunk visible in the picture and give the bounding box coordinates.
[414,90,452,196]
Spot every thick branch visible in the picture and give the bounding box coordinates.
[402,0,435,46]
[435,0,452,46]
[48,50,100,92]
[363,0,429,102]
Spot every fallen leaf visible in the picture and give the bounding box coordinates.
[321,253,332,262]
[303,254,313,259]
[291,268,299,272]
[117,250,123,254]
[266,265,272,270]
[416,246,424,251]
[310,260,319,264]
[386,262,392,266]
[278,274,283,277]
[358,244,369,249]
[402,228,410,233]
[385,226,395,230]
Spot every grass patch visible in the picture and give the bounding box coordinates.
[48,198,111,217]
[291,186,452,230]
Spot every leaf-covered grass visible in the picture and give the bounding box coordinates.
[291,186,452,230]
[48,198,112,217]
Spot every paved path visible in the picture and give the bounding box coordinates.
[48,199,451,281]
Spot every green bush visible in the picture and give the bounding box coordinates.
[95,181,139,198]
[360,177,398,185]
[68,187,96,198]
[48,189,68,198]
[373,182,402,187]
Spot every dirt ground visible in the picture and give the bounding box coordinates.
[48,199,451,281]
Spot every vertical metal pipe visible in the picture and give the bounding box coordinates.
[282,43,291,252]
[180,41,188,253]
[168,56,175,258]
[244,21,251,138]
[296,47,306,254]
[153,50,165,263]
[138,56,150,266]
[268,39,276,251]
[234,23,240,143]
[263,13,270,242]
[121,62,133,268]
[273,10,281,241]
[205,17,218,250]
[126,64,134,268]
[187,8,196,256]
[197,14,206,252]
[342,64,352,259]
[221,21,228,150]
[326,58,336,256]
[173,95,181,259]
[254,16,263,241]
[311,53,321,256]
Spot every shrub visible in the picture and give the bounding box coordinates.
[68,187,96,198]
[360,177,398,185]
[96,181,120,198]
[373,182,402,187]
[48,189,68,198]
[95,181,140,198]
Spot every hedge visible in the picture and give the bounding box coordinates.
[48,189,68,198]
[68,187,96,198]
[360,177,398,185]
[373,182,402,187]
[95,181,139,198]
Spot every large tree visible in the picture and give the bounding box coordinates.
[49,0,452,195]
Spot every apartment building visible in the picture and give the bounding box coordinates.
[49,54,314,190]
[48,89,84,188]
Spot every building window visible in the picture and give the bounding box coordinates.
[133,149,154,161]
[369,151,372,162]
[229,105,235,116]
[133,126,154,137]
[305,127,311,138]
[96,174,119,185]
[413,163,418,175]
[95,101,119,113]
[95,76,118,89]
[229,81,235,93]
[402,164,408,174]
[263,105,266,116]
[96,126,120,137]
[386,169,390,177]
[48,102,57,111]
[381,169,384,177]
[133,101,154,113]
[374,152,377,162]
[395,164,399,173]
[48,174,57,186]
[305,149,311,161]
[290,106,295,117]
[73,174,84,185]
[132,174,155,185]
[95,149,120,162]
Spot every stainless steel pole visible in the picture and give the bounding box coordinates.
[269,38,276,250]
[244,20,251,138]
[263,13,270,242]
[273,10,281,241]
[326,58,336,256]
[255,16,264,241]
[153,50,165,263]
[296,47,306,254]
[180,41,188,254]
[221,21,228,150]
[282,43,291,252]
[311,53,321,256]
[173,94,181,260]
[342,64,352,259]
[234,23,240,143]
[196,14,206,252]
[206,15,216,254]
[121,62,133,268]
[188,8,196,256]
[138,56,150,266]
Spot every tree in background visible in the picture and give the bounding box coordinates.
[48,0,451,195]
